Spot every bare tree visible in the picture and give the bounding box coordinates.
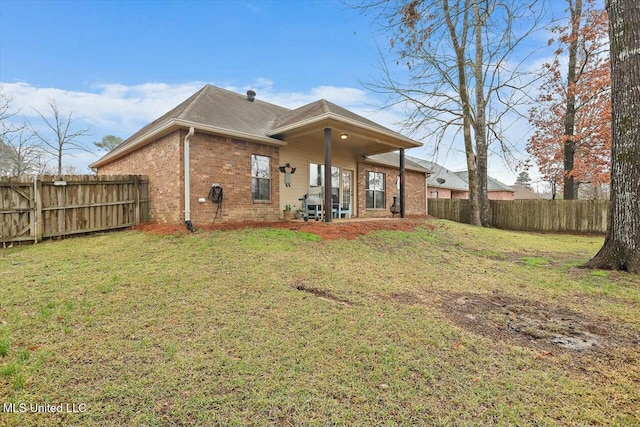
[30,99,91,175]
[356,0,545,226]
[0,88,47,176]
[1,129,50,176]
[0,87,23,141]
[583,0,640,273]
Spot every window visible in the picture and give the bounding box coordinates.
[251,154,270,201]
[366,171,385,209]
[309,163,341,197]
[309,163,324,187]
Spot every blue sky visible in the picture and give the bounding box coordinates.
[1,1,378,90]
[0,0,571,188]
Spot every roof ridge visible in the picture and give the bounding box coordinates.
[178,84,211,119]
[319,99,331,114]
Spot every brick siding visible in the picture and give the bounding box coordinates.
[188,132,280,223]
[427,187,513,200]
[97,132,182,223]
[357,162,426,218]
[97,130,280,224]
[488,191,515,200]
[97,129,431,223]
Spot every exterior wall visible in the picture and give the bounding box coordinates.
[96,132,182,223]
[428,188,453,199]
[188,132,280,223]
[97,128,430,223]
[404,169,427,215]
[427,187,513,200]
[279,139,358,218]
[452,190,469,199]
[97,130,281,224]
[488,191,515,200]
[357,162,427,218]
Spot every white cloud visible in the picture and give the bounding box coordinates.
[0,79,531,184]
[3,81,207,135]
[1,80,385,136]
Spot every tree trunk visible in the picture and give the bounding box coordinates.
[563,0,582,200]
[473,0,490,227]
[57,147,63,176]
[583,0,640,273]
[444,0,481,226]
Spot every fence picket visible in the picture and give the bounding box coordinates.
[428,199,608,234]
[1,175,149,244]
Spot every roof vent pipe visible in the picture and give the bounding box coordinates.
[246,90,256,102]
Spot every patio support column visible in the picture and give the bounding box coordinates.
[400,148,406,218]
[324,127,332,223]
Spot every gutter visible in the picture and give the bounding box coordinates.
[184,127,195,231]
[267,112,422,149]
[90,119,287,169]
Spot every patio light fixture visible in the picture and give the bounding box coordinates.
[340,133,348,140]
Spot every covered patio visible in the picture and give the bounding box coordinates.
[268,99,423,222]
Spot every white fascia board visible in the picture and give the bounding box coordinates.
[362,156,430,173]
[174,119,287,147]
[267,113,422,148]
[90,120,177,168]
[90,119,287,168]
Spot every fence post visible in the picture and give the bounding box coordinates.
[31,176,37,243]
[134,175,140,225]
[35,177,43,242]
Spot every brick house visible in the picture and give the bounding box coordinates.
[90,84,429,226]
[408,156,515,200]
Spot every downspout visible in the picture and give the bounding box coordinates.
[184,127,195,231]
[425,173,429,216]
[399,148,406,218]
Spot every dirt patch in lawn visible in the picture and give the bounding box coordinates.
[294,282,353,306]
[390,290,640,356]
[134,217,432,240]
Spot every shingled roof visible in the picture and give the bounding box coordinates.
[363,152,431,173]
[269,99,403,137]
[91,84,421,168]
[454,171,515,193]
[408,157,469,191]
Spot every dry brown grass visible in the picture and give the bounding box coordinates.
[0,219,638,426]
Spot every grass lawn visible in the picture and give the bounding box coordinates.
[0,219,638,426]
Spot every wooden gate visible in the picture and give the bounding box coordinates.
[0,178,36,243]
[1,175,149,245]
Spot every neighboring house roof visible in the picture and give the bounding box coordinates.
[408,156,469,191]
[510,184,542,199]
[454,171,515,193]
[363,152,431,174]
[406,155,515,193]
[91,84,422,169]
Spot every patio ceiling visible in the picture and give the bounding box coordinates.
[269,113,422,156]
[267,100,421,156]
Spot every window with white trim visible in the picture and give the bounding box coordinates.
[365,171,385,209]
[251,154,270,201]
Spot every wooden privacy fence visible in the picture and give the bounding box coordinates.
[1,175,149,244]
[428,199,609,234]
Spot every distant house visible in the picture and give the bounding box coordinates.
[90,84,429,225]
[410,159,470,199]
[510,184,543,200]
[407,157,515,200]
[453,170,515,200]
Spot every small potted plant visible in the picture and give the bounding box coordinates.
[283,204,293,221]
